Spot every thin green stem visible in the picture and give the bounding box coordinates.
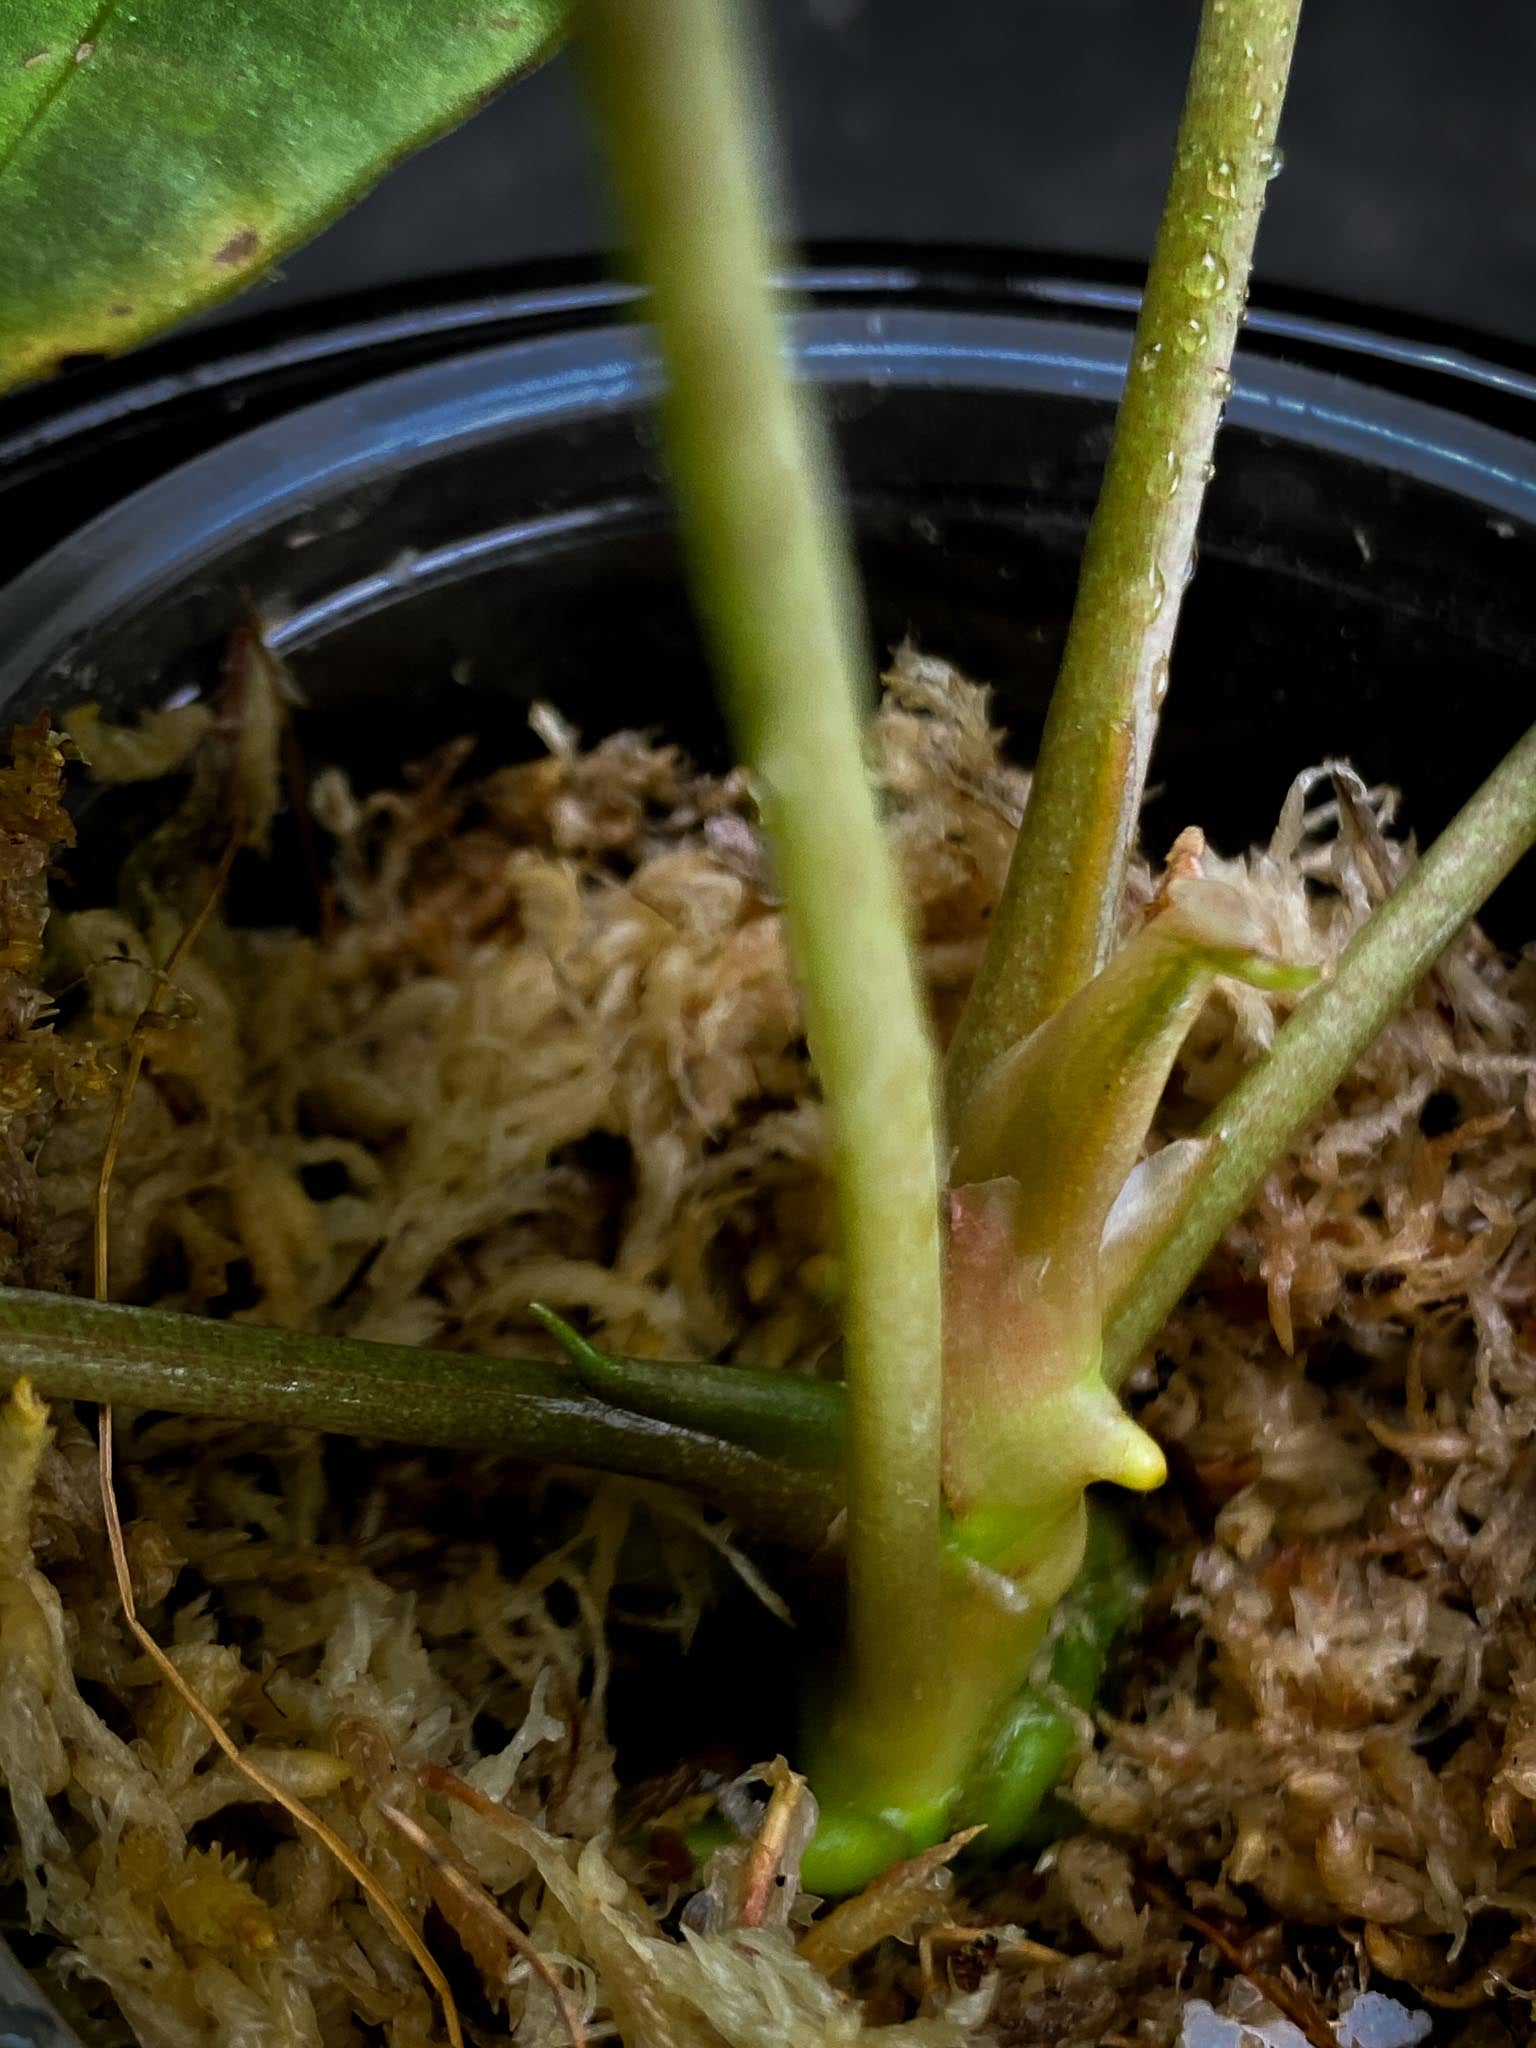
[1103,718,1536,1385]
[0,1288,841,1546]
[579,0,946,1735]
[945,0,1304,1120]
[529,1303,844,1464]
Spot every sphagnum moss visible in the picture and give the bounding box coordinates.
[8,666,1536,2035]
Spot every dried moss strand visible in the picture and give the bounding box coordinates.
[1103,715,1536,1385]
[90,820,468,2048]
[945,0,1304,1119]
[579,0,946,1721]
[0,1290,841,1547]
[94,1404,469,2048]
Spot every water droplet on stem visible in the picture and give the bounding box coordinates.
[1185,249,1228,301]
[1146,450,1183,501]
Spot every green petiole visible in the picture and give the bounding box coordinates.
[946,0,1306,1121]
[530,1304,844,1467]
[1105,716,1536,1385]
[0,1287,840,1548]
[579,0,946,1796]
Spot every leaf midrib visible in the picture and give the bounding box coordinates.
[0,0,128,189]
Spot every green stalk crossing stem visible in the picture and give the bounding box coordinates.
[579,0,947,1746]
[0,1288,841,1547]
[946,0,1304,1118]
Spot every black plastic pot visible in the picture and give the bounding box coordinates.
[2,251,1536,2038]
[3,250,1536,930]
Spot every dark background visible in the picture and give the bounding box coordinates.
[230,0,1536,349]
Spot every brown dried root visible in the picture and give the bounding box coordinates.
[1137,1876,1332,2048]
[95,1413,465,2048]
[799,1830,982,1977]
[377,1798,587,2047]
[736,1759,813,1930]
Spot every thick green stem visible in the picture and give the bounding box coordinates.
[0,1289,841,1547]
[946,0,1304,1119]
[1103,719,1536,1384]
[579,0,946,1737]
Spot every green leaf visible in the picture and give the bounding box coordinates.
[0,1,567,391]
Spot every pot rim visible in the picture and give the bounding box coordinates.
[3,250,1536,708]
[6,243,1536,469]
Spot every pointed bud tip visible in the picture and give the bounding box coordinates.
[1094,1405,1167,1494]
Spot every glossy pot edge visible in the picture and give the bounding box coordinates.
[8,244,1536,473]
[4,297,1536,714]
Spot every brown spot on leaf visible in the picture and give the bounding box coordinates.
[21,49,51,68]
[212,228,261,269]
[73,40,95,62]
[108,304,134,319]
